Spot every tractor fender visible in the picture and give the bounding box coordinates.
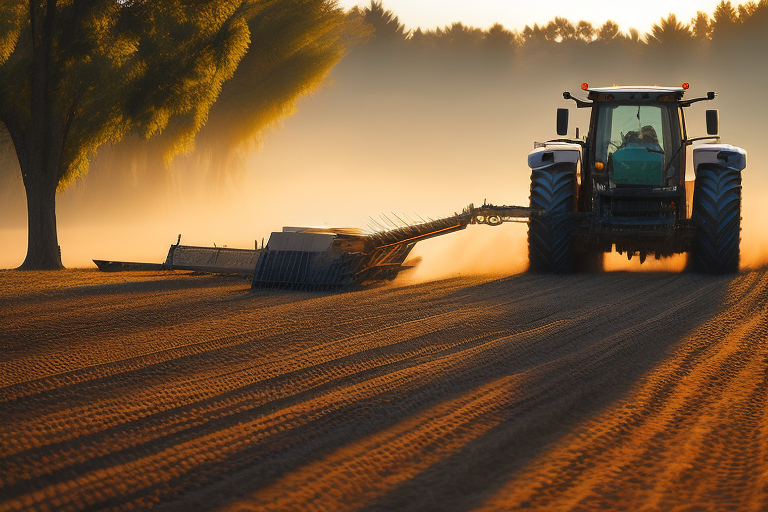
[693,144,746,174]
[528,143,582,170]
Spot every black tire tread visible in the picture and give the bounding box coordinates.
[690,164,741,274]
[528,164,575,273]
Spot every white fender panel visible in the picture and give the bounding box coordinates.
[528,143,581,170]
[693,144,747,173]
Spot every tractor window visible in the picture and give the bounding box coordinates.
[594,104,674,186]
[595,105,666,161]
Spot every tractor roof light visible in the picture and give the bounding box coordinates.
[682,82,690,90]
[581,82,589,90]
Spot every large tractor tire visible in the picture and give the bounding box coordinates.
[528,164,576,273]
[689,164,741,274]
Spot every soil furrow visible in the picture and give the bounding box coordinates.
[0,269,764,512]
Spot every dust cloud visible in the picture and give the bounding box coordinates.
[395,225,530,285]
[1,21,767,277]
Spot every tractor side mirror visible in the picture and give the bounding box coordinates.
[556,108,569,136]
[706,109,719,136]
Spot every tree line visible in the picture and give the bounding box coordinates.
[357,1,768,48]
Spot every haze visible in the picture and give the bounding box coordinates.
[1,3,766,278]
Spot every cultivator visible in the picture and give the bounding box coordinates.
[94,203,537,289]
[251,203,536,290]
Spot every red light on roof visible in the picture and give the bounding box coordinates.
[682,82,690,89]
[581,82,589,90]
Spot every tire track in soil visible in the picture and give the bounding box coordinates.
[0,275,492,393]
[2,282,622,500]
[216,274,740,512]
[470,271,768,512]
[1,271,681,469]
[0,272,616,452]
[0,269,765,511]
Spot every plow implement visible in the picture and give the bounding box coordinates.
[252,204,536,290]
[94,203,539,290]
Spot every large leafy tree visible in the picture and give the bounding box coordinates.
[0,1,254,269]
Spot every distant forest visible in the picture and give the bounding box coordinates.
[354,0,768,50]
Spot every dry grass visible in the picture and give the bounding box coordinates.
[0,268,766,511]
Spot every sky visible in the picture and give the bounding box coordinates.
[337,0,724,35]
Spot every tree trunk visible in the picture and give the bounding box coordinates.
[19,171,62,269]
[16,0,64,270]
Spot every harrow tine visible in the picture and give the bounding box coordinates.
[392,213,413,232]
[369,216,387,232]
[394,213,409,228]
[404,213,420,225]
[381,213,398,229]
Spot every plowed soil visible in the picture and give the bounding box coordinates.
[1,268,766,512]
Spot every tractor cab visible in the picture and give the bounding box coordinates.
[589,92,682,189]
[579,85,691,191]
[576,86,691,247]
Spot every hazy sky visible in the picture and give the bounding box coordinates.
[338,0,724,35]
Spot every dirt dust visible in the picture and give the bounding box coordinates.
[1,268,766,511]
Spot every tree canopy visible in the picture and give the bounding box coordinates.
[0,0,355,269]
[1,1,253,186]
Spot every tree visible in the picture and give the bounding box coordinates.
[737,0,768,33]
[0,2,24,65]
[711,1,739,38]
[351,1,407,44]
[596,21,620,42]
[551,17,577,42]
[484,23,517,52]
[625,27,642,45]
[649,13,693,46]
[56,0,360,219]
[691,11,711,40]
[0,1,254,269]
[738,1,760,20]
[576,21,595,43]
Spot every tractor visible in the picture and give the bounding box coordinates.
[96,83,748,287]
[528,83,746,274]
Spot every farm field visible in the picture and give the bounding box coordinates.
[1,268,766,511]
